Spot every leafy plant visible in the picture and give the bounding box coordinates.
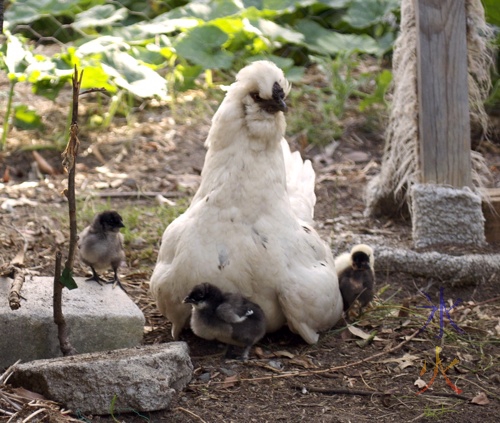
[2,0,402,149]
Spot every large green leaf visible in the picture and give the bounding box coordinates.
[79,66,117,93]
[343,0,400,29]
[5,0,103,27]
[73,5,129,30]
[1,33,33,80]
[483,0,500,26]
[113,18,199,42]
[247,19,305,44]
[175,26,234,70]
[165,0,241,20]
[296,19,382,55]
[101,51,168,99]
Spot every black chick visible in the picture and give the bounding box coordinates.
[183,283,266,360]
[335,244,375,320]
[78,210,127,292]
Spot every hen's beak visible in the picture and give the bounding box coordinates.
[276,98,287,113]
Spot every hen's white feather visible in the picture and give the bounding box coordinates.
[150,60,343,344]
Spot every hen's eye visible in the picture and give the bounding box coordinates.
[250,92,261,102]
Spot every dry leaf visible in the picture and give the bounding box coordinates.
[471,392,489,405]
[32,151,56,175]
[273,350,295,359]
[253,346,267,358]
[53,230,66,245]
[347,325,383,341]
[220,375,239,389]
[12,387,47,401]
[2,166,10,183]
[414,377,427,389]
[289,357,317,369]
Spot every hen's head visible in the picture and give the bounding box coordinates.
[206,60,291,148]
[236,60,290,115]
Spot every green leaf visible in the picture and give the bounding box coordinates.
[5,0,104,27]
[73,5,129,30]
[359,69,392,111]
[483,0,500,26]
[343,0,400,29]
[296,19,382,55]
[165,0,241,20]
[60,267,78,290]
[31,78,68,101]
[13,105,43,129]
[80,66,117,93]
[101,51,168,99]
[175,25,234,70]
[173,64,204,91]
[112,18,199,41]
[247,19,305,44]
[3,33,32,77]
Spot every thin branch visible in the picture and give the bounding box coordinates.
[79,191,184,199]
[53,66,85,357]
[291,385,471,401]
[53,251,77,356]
[191,330,421,386]
[61,65,83,273]
[79,88,107,96]
[175,407,208,423]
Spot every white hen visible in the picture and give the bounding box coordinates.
[150,60,343,344]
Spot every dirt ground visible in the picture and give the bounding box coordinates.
[1,67,500,423]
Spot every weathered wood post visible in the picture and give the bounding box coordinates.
[411,0,485,247]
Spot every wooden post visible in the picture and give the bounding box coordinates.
[415,0,472,187]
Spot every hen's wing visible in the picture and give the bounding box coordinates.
[281,139,316,225]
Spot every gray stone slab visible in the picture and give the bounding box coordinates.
[411,184,485,248]
[10,342,193,415]
[0,276,145,369]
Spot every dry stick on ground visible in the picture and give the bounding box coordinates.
[291,385,471,402]
[3,224,29,310]
[8,268,25,310]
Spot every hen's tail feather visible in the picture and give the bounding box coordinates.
[281,139,316,225]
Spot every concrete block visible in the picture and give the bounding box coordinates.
[0,276,144,369]
[411,184,485,248]
[10,342,193,415]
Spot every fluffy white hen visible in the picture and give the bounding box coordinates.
[150,60,343,344]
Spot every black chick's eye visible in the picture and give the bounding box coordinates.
[250,92,261,102]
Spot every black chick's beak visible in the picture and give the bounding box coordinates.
[183,296,193,304]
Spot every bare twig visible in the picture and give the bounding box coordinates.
[53,251,77,356]
[191,330,422,386]
[4,224,29,310]
[80,191,184,199]
[175,407,208,423]
[62,65,83,273]
[52,66,85,357]
[80,88,107,96]
[291,385,471,401]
